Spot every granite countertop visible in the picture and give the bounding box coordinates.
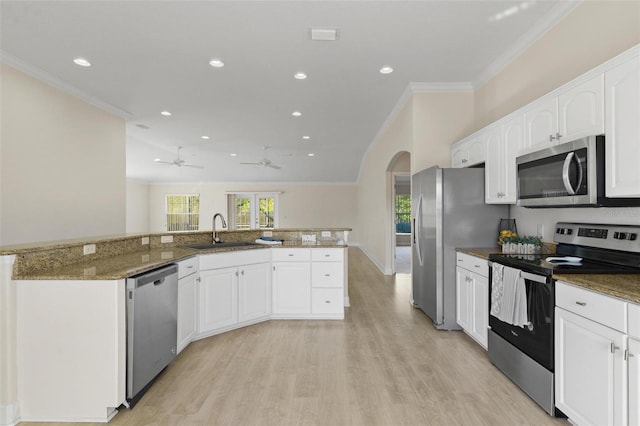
[456,247,502,261]
[554,273,640,305]
[14,241,348,280]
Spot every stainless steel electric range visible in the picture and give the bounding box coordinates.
[488,222,640,416]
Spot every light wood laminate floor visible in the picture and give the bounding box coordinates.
[27,247,567,426]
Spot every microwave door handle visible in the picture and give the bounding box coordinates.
[562,152,577,195]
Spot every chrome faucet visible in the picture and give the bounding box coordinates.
[212,213,227,243]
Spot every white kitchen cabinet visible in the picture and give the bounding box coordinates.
[238,262,271,322]
[524,75,604,152]
[555,282,627,426]
[198,249,271,338]
[455,252,489,349]
[605,53,640,198]
[272,261,311,315]
[177,257,198,354]
[310,248,345,318]
[485,115,523,204]
[199,266,239,333]
[630,337,640,426]
[451,133,485,168]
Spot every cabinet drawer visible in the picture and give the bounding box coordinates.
[178,256,199,279]
[271,248,311,262]
[311,248,344,262]
[556,281,627,332]
[311,262,344,288]
[630,302,640,340]
[199,249,270,270]
[311,288,344,315]
[456,252,488,277]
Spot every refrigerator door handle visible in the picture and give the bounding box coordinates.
[415,194,424,266]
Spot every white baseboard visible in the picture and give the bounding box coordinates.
[0,402,20,426]
[354,244,392,275]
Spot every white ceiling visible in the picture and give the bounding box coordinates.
[1,1,578,184]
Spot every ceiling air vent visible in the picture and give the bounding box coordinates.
[309,28,339,41]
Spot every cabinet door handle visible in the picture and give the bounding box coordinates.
[611,343,620,353]
[461,158,468,163]
[575,301,587,306]
[625,349,634,361]
[556,132,562,140]
[549,134,556,142]
[241,270,244,276]
[273,266,276,271]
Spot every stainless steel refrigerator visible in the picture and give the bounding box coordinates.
[412,166,508,330]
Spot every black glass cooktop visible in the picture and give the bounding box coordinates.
[489,252,640,276]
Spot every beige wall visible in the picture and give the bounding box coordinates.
[474,0,640,130]
[126,181,150,234]
[0,64,126,245]
[413,92,475,173]
[148,183,358,240]
[357,101,413,272]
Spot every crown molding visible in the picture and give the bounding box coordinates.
[473,1,581,89]
[1,51,133,120]
[410,82,474,93]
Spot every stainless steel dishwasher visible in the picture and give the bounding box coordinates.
[126,263,178,403]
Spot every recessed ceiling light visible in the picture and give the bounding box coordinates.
[380,66,394,74]
[201,136,210,140]
[209,59,224,68]
[292,111,302,117]
[309,28,339,41]
[302,136,311,140]
[230,153,237,157]
[308,153,315,157]
[294,72,307,80]
[161,111,172,116]
[73,57,91,67]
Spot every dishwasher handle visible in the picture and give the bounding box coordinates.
[130,264,178,288]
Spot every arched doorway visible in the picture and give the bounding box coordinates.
[386,151,411,275]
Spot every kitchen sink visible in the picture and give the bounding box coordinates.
[182,242,262,250]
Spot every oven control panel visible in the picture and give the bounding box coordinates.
[555,222,640,253]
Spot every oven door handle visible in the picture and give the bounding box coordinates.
[521,271,548,284]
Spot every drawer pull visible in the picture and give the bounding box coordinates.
[575,301,587,306]
[324,254,330,257]
[187,265,194,269]
[288,254,294,257]
[325,300,331,304]
[324,274,331,277]
[474,264,480,268]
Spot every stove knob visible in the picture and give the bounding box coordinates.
[556,228,561,234]
[567,229,573,235]
[614,232,620,239]
[620,232,628,240]
[629,233,637,241]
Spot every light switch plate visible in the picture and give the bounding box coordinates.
[302,234,316,243]
[160,235,173,243]
[321,231,331,238]
[263,231,273,237]
[141,237,150,245]
[83,244,96,255]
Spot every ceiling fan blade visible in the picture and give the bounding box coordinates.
[240,162,262,165]
[183,164,204,169]
[154,159,174,165]
[267,164,282,170]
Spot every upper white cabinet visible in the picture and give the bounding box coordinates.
[524,75,604,152]
[485,113,524,204]
[451,133,485,168]
[605,52,640,198]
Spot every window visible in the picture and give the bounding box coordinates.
[166,194,200,231]
[228,193,278,230]
[395,194,411,234]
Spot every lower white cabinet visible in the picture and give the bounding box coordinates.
[272,261,311,315]
[555,281,629,426]
[455,252,488,349]
[177,257,198,354]
[629,337,640,426]
[197,250,271,338]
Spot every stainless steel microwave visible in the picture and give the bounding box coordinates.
[516,135,640,208]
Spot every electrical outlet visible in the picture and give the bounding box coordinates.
[83,266,96,276]
[83,244,96,255]
[160,235,173,243]
[263,231,273,237]
[141,237,150,245]
[161,251,174,260]
[537,224,545,238]
[321,231,331,238]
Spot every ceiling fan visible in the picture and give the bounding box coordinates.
[154,146,203,169]
[240,146,282,170]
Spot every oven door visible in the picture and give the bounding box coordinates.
[516,136,598,207]
[489,265,554,370]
